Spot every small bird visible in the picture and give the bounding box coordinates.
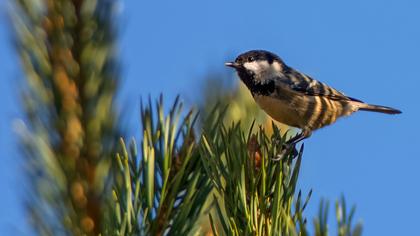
[226,50,401,144]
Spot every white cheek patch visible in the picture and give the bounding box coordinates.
[243,61,270,73]
[244,60,283,82]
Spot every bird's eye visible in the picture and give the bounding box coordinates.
[247,56,254,62]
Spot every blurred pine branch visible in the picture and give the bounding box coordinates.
[12,0,121,234]
[198,70,290,136]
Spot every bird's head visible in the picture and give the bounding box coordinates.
[225,50,286,83]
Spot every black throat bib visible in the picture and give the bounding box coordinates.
[237,70,275,96]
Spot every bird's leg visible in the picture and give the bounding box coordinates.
[286,129,312,145]
[273,129,311,161]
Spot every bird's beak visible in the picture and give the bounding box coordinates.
[225,62,240,69]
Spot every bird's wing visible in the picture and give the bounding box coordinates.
[280,68,363,102]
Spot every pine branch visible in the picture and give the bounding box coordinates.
[199,115,309,235]
[111,96,213,235]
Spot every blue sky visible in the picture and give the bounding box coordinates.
[1,0,419,235]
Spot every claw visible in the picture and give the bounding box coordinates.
[272,152,285,161]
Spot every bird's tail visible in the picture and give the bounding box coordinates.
[357,103,402,114]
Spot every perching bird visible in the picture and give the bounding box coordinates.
[225,50,401,144]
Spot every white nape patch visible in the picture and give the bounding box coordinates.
[243,60,283,82]
[272,61,283,71]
